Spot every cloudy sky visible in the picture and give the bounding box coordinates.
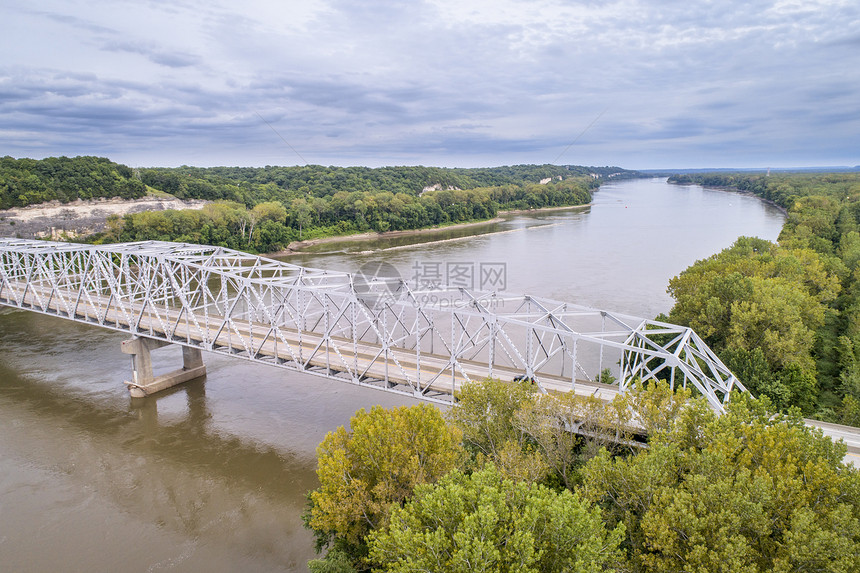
[2,0,859,169]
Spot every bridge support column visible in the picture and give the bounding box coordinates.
[122,337,206,398]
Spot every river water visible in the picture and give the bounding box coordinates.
[0,178,784,571]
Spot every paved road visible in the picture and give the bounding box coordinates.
[3,281,618,401]
[6,282,860,466]
[806,419,860,466]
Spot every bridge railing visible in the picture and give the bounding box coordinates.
[0,238,746,411]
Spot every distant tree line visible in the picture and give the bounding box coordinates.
[667,172,860,424]
[0,156,146,209]
[669,171,860,208]
[93,176,595,253]
[136,163,626,204]
[0,157,634,215]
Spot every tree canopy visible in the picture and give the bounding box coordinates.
[368,464,625,573]
[666,236,839,413]
[304,379,860,572]
[92,176,594,253]
[667,172,860,422]
[582,395,860,573]
[305,404,464,563]
[0,155,145,209]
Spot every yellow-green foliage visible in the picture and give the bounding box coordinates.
[446,377,538,459]
[667,236,841,412]
[306,380,860,572]
[369,464,625,573]
[307,404,464,548]
[582,395,860,573]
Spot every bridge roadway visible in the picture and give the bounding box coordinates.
[806,420,860,466]
[6,280,860,465]
[1,237,858,464]
[4,279,620,402]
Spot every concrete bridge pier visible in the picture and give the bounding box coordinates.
[122,337,206,398]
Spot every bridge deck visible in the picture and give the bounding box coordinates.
[5,281,860,466]
[3,280,620,402]
[2,238,859,465]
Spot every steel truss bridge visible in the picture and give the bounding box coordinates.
[0,238,747,412]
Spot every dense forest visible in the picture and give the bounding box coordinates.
[0,155,146,208]
[94,163,604,252]
[94,177,594,252]
[135,163,629,204]
[0,157,626,252]
[302,379,860,572]
[0,156,621,210]
[666,172,860,425]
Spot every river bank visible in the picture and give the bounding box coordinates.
[728,188,788,215]
[667,180,789,215]
[0,192,591,253]
[271,203,591,256]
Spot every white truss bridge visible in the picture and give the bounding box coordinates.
[0,238,747,412]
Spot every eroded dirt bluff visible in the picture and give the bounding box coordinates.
[0,196,207,240]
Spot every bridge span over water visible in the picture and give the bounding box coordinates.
[0,238,746,411]
[1,238,858,463]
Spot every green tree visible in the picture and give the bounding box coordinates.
[308,549,357,573]
[581,395,860,573]
[368,464,625,573]
[247,200,287,246]
[667,237,839,413]
[446,377,538,460]
[305,405,464,565]
[514,391,635,489]
[291,197,314,239]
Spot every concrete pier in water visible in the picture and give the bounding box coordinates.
[122,336,206,397]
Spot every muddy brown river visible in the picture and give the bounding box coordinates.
[0,178,784,571]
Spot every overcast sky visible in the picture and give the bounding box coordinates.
[2,0,858,169]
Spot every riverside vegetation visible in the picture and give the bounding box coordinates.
[666,172,860,425]
[1,156,616,251]
[102,164,599,251]
[303,379,860,572]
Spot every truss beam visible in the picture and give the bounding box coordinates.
[0,239,746,411]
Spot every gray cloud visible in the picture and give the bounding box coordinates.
[101,41,200,68]
[0,0,858,168]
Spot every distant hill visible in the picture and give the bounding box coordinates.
[135,163,641,205]
[0,156,146,209]
[1,156,642,209]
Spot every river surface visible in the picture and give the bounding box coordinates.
[0,178,784,571]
